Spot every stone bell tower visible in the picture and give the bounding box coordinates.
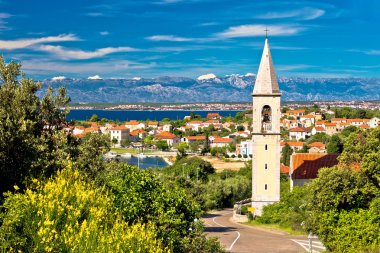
[251,38,281,216]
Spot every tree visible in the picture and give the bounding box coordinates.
[306,132,330,144]
[156,140,169,151]
[176,142,188,160]
[89,113,100,122]
[122,136,131,147]
[281,143,293,166]
[0,57,70,194]
[327,134,343,154]
[143,135,154,146]
[112,137,118,147]
[234,111,245,122]
[236,125,245,131]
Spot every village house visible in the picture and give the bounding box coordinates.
[110,125,130,147]
[282,118,298,129]
[148,121,159,129]
[368,117,380,128]
[73,126,85,136]
[299,114,315,128]
[125,120,145,131]
[207,112,222,120]
[236,140,253,156]
[209,136,233,148]
[286,109,305,119]
[324,122,338,135]
[311,126,326,135]
[308,142,326,153]
[154,131,180,146]
[181,135,206,143]
[129,129,148,142]
[280,141,305,152]
[187,120,203,131]
[290,153,339,190]
[289,127,311,141]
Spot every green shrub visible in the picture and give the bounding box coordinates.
[0,167,166,252]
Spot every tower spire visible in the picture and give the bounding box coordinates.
[252,38,281,96]
[264,26,269,39]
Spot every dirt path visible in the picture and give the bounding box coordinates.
[200,156,247,172]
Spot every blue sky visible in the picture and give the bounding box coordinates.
[1,0,380,79]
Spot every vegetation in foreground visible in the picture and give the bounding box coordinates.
[0,58,225,252]
[256,127,380,252]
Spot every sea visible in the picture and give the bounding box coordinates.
[67,109,241,121]
[118,155,169,169]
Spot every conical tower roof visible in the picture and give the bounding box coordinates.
[252,38,281,96]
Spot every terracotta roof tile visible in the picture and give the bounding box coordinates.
[187,136,206,140]
[155,131,177,139]
[291,153,339,180]
[281,141,305,147]
[289,127,310,132]
[111,125,129,131]
[308,142,326,148]
[280,164,290,174]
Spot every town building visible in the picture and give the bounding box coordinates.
[290,153,339,190]
[110,125,130,147]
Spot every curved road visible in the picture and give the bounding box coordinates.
[203,209,318,253]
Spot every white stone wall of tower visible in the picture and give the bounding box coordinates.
[251,38,281,216]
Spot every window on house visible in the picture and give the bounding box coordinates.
[265,164,268,170]
[265,184,267,190]
[265,144,268,150]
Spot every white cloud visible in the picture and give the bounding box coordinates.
[38,45,140,60]
[88,75,102,80]
[99,31,109,36]
[215,24,303,38]
[146,35,194,42]
[51,76,67,81]
[256,8,325,20]
[0,34,79,50]
[365,50,380,55]
[0,12,12,31]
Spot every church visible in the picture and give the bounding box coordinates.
[251,38,282,216]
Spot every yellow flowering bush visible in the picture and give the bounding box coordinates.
[0,167,168,252]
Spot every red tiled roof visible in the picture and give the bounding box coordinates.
[281,141,305,147]
[125,120,139,125]
[308,142,326,148]
[314,126,325,131]
[189,120,203,124]
[291,153,339,180]
[207,113,221,118]
[148,121,159,125]
[324,123,337,127]
[280,164,290,174]
[155,131,177,139]
[187,136,206,140]
[213,138,233,143]
[74,126,85,130]
[205,120,219,124]
[130,129,147,136]
[111,125,129,131]
[360,125,369,129]
[289,127,309,132]
[301,115,315,119]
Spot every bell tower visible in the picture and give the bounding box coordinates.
[251,38,281,216]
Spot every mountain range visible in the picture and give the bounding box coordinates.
[37,74,380,103]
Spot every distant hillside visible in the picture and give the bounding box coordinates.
[38,74,380,103]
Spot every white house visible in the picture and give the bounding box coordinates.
[110,126,130,147]
[289,127,311,141]
[368,117,380,128]
[237,140,253,156]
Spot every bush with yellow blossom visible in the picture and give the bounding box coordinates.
[0,166,168,253]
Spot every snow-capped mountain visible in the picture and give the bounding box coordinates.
[39,74,380,103]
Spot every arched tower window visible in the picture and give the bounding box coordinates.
[261,105,272,133]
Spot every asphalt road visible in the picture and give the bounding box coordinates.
[203,209,324,253]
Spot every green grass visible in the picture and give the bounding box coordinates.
[243,220,307,236]
[110,148,155,155]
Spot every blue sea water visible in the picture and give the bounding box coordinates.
[118,155,169,169]
[67,109,241,121]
